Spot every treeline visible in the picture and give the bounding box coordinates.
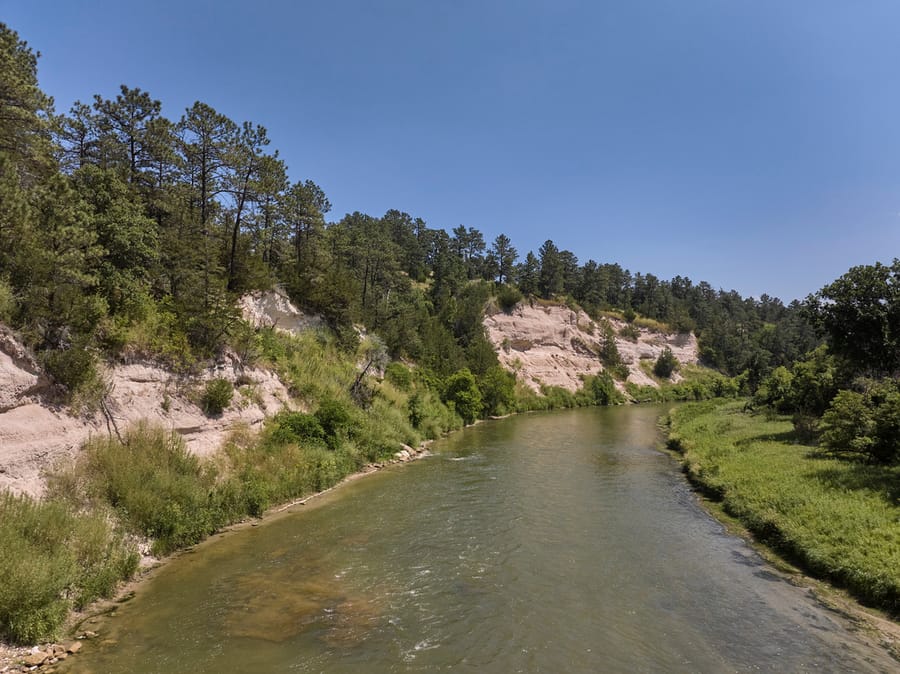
[753,261,900,465]
[0,22,817,408]
[5,20,896,469]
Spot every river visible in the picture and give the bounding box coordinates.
[62,405,896,673]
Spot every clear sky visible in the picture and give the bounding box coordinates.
[4,0,899,301]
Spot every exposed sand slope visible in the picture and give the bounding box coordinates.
[0,290,314,498]
[484,302,698,393]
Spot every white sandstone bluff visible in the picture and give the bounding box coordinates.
[1,292,699,497]
[484,302,698,393]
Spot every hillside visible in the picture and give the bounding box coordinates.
[0,304,298,498]
[1,292,701,498]
[485,303,698,394]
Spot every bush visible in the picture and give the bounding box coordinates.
[315,397,355,448]
[820,382,900,464]
[51,424,226,555]
[599,325,629,381]
[0,492,138,644]
[270,411,325,446]
[753,366,794,412]
[618,324,640,342]
[0,278,14,322]
[202,378,234,416]
[653,347,679,379]
[586,371,624,405]
[41,346,97,392]
[496,284,523,313]
[443,368,483,424]
[384,362,412,391]
[479,365,516,416]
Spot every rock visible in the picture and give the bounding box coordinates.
[21,652,48,667]
[65,642,81,654]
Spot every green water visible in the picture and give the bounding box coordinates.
[64,406,896,672]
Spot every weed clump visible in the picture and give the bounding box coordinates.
[0,492,138,644]
[202,378,234,416]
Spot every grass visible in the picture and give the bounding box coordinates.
[627,365,739,403]
[0,492,138,644]
[668,399,900,614]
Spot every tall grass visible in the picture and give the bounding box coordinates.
[0,492,138,644]
[48,423,233,556]
[668,399,900,614]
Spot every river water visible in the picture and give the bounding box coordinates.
[63,405,896,673]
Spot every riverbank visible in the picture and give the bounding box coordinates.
[0,438,434,671]
[666,399,900,658]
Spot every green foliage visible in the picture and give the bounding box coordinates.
[788,345,840,417]
[41,345,97,393]
[49,424,228,555]
[384,362,412,391]
[668,401,900,613]
[496,284,523,313]
[408,388,463,439]
[269,411,325,446]
[653,347,678,379]
[202,378,234,416]
[820,381,900,465]
[809,260,900,376]
[626,367,740,403]
[584,371,624,406]
[598,324,628,380]
[0,491,138,644]
[443,368,483,424]
[478,365,517,416]
[753,365,793,412]
[0,278,14,322]
[618,324,640,342]
[315,397,356,448]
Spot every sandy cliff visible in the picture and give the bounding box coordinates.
[0,292,309,498]
[484,302,698,393]
[2,293,699,497]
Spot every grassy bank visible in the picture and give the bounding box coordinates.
[0,326,737,645]
[0,328,464,645]
[667,399,900,615]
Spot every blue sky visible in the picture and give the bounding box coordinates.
[4,0,899,301]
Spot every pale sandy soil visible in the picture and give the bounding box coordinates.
[484,302,699,394]
[0,291,307,498]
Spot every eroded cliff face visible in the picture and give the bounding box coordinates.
[0,292,308,498]
[484,302,699,393]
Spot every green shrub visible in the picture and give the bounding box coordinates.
[315,397,355,448]
[52,424,226,555]
[653,347,679,379]
[408,389,462,438]
[820,381,900,464]
[479,365,516,416]
[41,346,97,392]
[586,371,624,405]
[618,324,640,342]
[0,491,137,644]
[270,411,325,446]
[599,325,629,381]
[0,278,14,322]
[443,368,483,424]
[384,362,413,391]
[202,378,234,416]
[496,284,523,313]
